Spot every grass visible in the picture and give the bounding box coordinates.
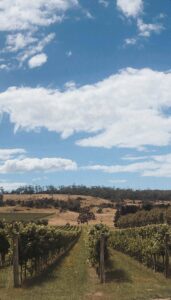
[95,249,171,300]
[0,229,90,300]
[0,212,54,222]
[1,228,171,300]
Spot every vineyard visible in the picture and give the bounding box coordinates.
[1,219,171,299]
[115,207,171,228]
[0,221,80,286]
[110,224,171,275]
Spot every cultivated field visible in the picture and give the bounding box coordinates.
[1,194,171,300]
[1,228,171,300]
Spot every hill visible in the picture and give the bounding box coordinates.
[1,194,115,226]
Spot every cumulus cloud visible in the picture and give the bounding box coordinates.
[1,68,171,149]
[0,149,26,161]
[28,53,48,68]
[0,157,77,173]
[116,0,143,18]
[117,0,164,44]
[64,81,76,90]
[0,0,78,31]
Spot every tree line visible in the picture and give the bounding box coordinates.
[2,185,171,202]
[1,197,81,212]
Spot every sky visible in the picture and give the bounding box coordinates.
[0,0,171,190]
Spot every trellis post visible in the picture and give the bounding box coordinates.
[13,233,20,287]
[100,233,105,283]
[164,233,169,278]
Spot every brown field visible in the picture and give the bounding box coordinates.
[3,193,112,207]
[1,194,116,226]
[49,207,115,226]
[0,206,116,226]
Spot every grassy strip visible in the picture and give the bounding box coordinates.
[1,227,171,300]
[96,249,171,300]
[0,230,89,300]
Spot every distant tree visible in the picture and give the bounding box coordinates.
[77,207,96,224]
[96,208,103,214]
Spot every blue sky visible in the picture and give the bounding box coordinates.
[0,0,171,190]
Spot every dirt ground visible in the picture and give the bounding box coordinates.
[48,207,115,227]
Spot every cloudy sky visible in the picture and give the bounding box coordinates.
[0,0,171,190]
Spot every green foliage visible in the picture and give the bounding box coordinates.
[0,221,80,282]
[0,212,53,222]
[9,184,171,202]
[0,228,10,265]
[110,224,171,272]
[115,208,168,228]
[77,207,96,224]
[5,198,81,212]
[87,223,110,267]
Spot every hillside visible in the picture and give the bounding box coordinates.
[3,193,112,207]
[1,194,115,226]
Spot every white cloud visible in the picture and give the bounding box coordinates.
[0,181,27,191]
[0,0,78,31]
[5,33,38,52]
[0,157,77,173]
[28,53,47,68]
[125,37,137,45]
[116,0,143,18]
[143,154,171,177]
[137,19,164,37]
[84,161,157,174]
[0,149,26,161]
[122,155,148,161]
[0,1,78,68]
[85,153,171,178]
[18,33,55,63]
[118,1,164,43]
[64,81,76,90]
[0,64,9,71]
[1,68,171,149]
